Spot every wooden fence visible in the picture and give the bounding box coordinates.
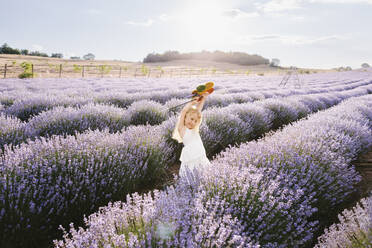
[0,63,258,79]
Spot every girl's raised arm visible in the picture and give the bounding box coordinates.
[178,99,198,135]
[196,92,209,112]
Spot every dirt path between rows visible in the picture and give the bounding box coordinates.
[353,147,372,199]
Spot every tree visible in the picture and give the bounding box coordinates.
[29,51,49,57]
[270,58,280,67]
[51,53,63,58]
[0,43,21,54]
[21,49,29,55]
[83,53,95,60]
[361,63,370,68]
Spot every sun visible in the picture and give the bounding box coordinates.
[178,1,230,46]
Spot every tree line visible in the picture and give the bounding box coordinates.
[0,43,95,60]
[143,50,277,66]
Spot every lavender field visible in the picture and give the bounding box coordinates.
[1,71,372,248]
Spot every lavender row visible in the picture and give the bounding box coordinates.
[314,191,372,247]
[0,100,170,151]
[176,84,372,161]
[53,94,372,247]
[0,125,173,247]
[1,70,369,97]
[2,74,371,121]
[212,94,372,245]
[1,81,370,153]
[1,86,371,246]
[1,81,371,158]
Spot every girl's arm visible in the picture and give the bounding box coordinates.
[196,92,209,112]
[178,99,198,136]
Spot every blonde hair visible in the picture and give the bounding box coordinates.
[172,107,202,143]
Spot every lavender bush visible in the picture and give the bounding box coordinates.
[202,108,253,157]
[0,125,173,247]
[53,94,372,248]
[159,86,371,165]
[4,95,91,121]
[55,161,314,247]
[213,95,372,244]
[126,99,170,126]
[25,103,131,138]
[0,113,27,151]
[93,92,137,108]
[199,86,371,159]
[314,192,372,248]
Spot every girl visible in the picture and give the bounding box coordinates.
[172,92,211,178]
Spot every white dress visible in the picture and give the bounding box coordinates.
[179,128,211,177]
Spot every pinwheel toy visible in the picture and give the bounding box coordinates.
[168,81,214,111]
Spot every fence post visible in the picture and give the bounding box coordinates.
[59,64,62,78]
[119,67,122,78]
[4,64,7,78]
[134,68,137,77]
[32,64,34,78]
[82,65,85,78]
[148,68,151,78]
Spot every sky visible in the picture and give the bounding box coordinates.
[1,0,371,69]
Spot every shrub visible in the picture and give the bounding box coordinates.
[0,126,173,247]
[126,100,169,126]
[314,193,372,247]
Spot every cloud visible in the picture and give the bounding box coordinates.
[254,0,304,13]
[125,19,154,27]
[158,14,170,21]
[222,8,260,18]
[237,33,349,45]
[84,9,102,15]
[308,0,372,4]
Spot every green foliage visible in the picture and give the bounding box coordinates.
[18,61,33,79]
[98,65,112,74]
[0,43,21,54]
[73,64,82,73]
[141,64,149,75]
[29,51,49,57]
[156,66,164,73]
[18,72,33,79]
[143,50,270,66]
[245,70,250,75]
[51,53,63,58]
[12,61,16,65]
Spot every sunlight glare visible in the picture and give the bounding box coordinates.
[180,1,230,45]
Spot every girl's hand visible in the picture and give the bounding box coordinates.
[201,92,210,97]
